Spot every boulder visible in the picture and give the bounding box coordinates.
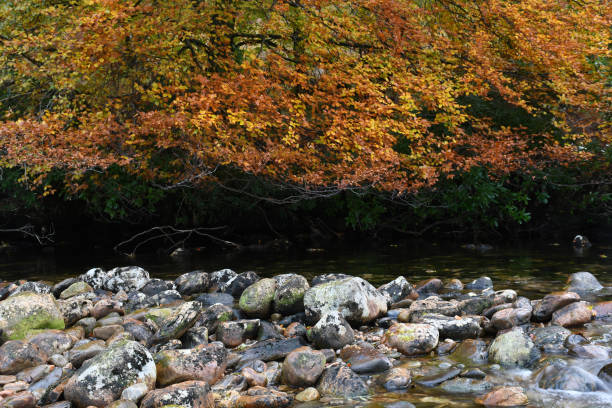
[0,340,47,375]
[378,277,413,305]
[316,362,368,398]
[273,274,309,315]
[104,267,150,293]
[551,301,594,327]
[174,271,209,296]
[59,297,93,327]
[140,381,213,408]
[309,311,354,349]
[532,292,580,322]
[79,268,109,290]
[64,340,156,408]
[0,292,64,341]
[383,323,439,356]
[475,386,528,406]
[149,301,201,346]
[281,346,326,386]
[208,269,237,292]
[304,277,387,324]
[155,343,227,386]
[238,278,276,318]
[567,272,603,292]
[488,329,539,368]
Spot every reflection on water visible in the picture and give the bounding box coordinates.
[1,243,611,299]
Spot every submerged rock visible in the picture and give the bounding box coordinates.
[567,272,603,292]
[379,367,411,391]
[63,340,155,408]
[475,386,528,406]
[0,292,64,341]
[488,329,539,368]
[538,363,606,392]
[304,277,387,324]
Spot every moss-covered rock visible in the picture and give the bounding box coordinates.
[0,292,65,341]
[488,329,540,368]
[273,274,309,315]
[238,278,276,318]
[383,323,439,356]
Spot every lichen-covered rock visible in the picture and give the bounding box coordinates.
[0,340,47,375]
[0,292,64,341]
[531,326,571,353]
[219,271,259,298]
[273,274,309,315]
[208,269,237,292]
[104,267,150,293]
[59,297,94,327]
[79,268,109,290]
[488,329,539,368]
[140,381,213,408]
[317,362,368,398]
[194,304,233,334]
[551,301,594,327]
[378,276,413,305]
[10,282,52,297]
[63,340,156,408]
[26,329,76,356]
[238,278,276,318]
[304,277,387,324]
[532,292,580,322]
[281,346,326,386]
[180,326,209,348]
[149,301,201,346]
[309,311,354,349]
[174,271,209,296]
[155,343,227,386]
[415,314,482,340]
[408,297,459,320]
[59,282,93,300]
[383,323,439,356]
[567,272,603,292]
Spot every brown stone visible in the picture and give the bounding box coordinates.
[0,341,47,375]
[490,308,531,330]
[92,299,124,320]
[234,386,292,408]
[551,301,594,327]
[0,391,36,408]
[93,325,123,340]
[281,346,325,387]
[593,301,612,319]
[155,343,227,386]
[532,292,580,322]
[476,386,528,406]
[241,367,267,387]
[140,381,213,408]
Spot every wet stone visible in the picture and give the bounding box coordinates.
[490,308,531,330]
[440,377,493,394]
[538,363,606,392]
[234,386,292,408]
[338,342,392,374]
[416,313,481,340]
[532,292,580,322]
[451,339,489,365]
[316,362,368,398]
[379,367,411,391]
[475,386,528,407]
[531,325,571,353]
[281,346,326,387]
[551,301,594,327]
[488,329,539,368]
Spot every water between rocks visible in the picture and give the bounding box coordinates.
[2,242,612,408]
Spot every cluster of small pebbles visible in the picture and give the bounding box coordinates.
[0,266,611,408]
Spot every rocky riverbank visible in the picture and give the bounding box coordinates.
[0,267,612,408]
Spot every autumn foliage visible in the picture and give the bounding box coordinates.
[0,0,610,197]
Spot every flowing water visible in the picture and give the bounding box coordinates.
[2,241,612,407]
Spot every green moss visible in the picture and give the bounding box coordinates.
[7,314,65,340]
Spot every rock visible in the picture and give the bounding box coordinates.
[465,277,493,291]
[281,346,326,386]
[316,362,368,398]
[140,279,173,297]
[140,381,213,408]
[311,274,351,286]
[383,323,439,356]
[273,274,309,315]
[338,342,392,374]
[416,368,461,387]
[11,282,52,297]
[567,343,610,359]
[93,324,122,340]
[0,292,65,341]
[593,301,612,319]
[208,269,237,292]
[104,267,150,293]
[92,299,123,320]
[257,321,283,341]
[180,326,209,348]
[234,386,292,408]
[415,278,442,296]
[490,308,531,330]
[120,383,149,402]
[241,367,266,387]
[567,272,603,292]
[444,279,464,292]
[52,278,79,298]
[155,343,227,386]
[572,235,592,248]
[0,341,47,375]
[60,282,94,300]
[437,338,458,354]
[0,391,36,408]
[551,301,594,327]
[63,340,155,407]
[79,268,109,290]
[461,368,486,379]
[441,378,493,394]
[378,277,413,305]
[106,401,137,408]
[219,271,259,298]
[149,301,201,346]
[216,320,260,348]
[59,298,93,327]
[408,297,459,320]
[194,304,233,334]
[122,319,154,344]
[295,387,319,402]
[67,340,106,368]
[303,277,387,324]
[26,329,76,356]
[458,295,494,315]
[28,366,63,404]
[194,293,234,308]
[476,386,528,407]
[451,339,489,365]
[599,362,612,379]
[532,292,580,322]
[379,367,411,390]
[488,329,539,368]
[531,326,571,353]
[237,337,307,364]
[416,314,481,340]
[174,271,209,295]
[238,278,276,318]
[309,311,354,349]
